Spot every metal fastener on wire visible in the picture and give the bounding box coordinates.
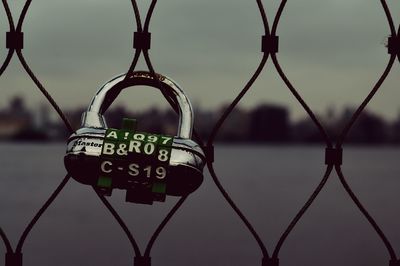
[325,147,343,165]
[262,35,279,54]
[6,32,24,49]
[134,32,151,50]
[390,259,400,266]
[5,252,23,266]
[205,144,214,163]
[262,257,279,266]
[387,36,399,55]
[134,256,151,266]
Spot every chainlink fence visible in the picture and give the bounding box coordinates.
[1,0,400,266]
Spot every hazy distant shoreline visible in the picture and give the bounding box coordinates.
[2,96,400,144]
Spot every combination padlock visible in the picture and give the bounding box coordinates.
[64,71,205,204]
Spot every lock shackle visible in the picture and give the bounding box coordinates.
[81,71,194,139]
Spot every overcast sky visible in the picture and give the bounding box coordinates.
[0,0,399,121]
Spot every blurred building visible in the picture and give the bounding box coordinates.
[213,104,249,142]
[0,97,33,139]
[249,104,289,142]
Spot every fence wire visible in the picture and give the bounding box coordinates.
[1,0,399,266]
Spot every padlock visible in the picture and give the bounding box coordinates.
[64,71,205,202]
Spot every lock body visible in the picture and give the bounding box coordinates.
[65,126,204,198]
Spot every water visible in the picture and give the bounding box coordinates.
[0,143,399,266]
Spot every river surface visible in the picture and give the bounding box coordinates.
[0,143,399,266]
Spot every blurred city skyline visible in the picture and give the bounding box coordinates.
[1,95,400,144]
[0,0,399,121]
